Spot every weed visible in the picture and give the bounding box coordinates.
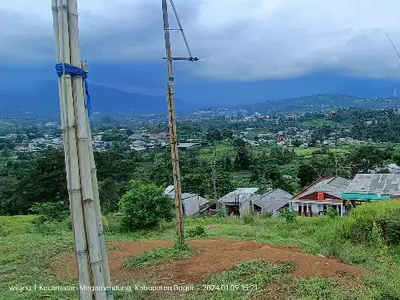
[184,261,297,300]
[326,206,339,218]
[280,207,296,223]
[242,211,257,225]
[264,211,273,219]
[123,244,195,269]
[187,225,206,238]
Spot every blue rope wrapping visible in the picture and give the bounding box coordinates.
[55,63,92,116]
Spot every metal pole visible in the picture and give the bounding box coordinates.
[162,0,185,249]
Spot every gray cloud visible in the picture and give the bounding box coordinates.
[1,0,400,80]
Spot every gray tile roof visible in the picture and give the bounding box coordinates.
[345,174,400,195]
[254,189,292,213]
[218,188,259,205]
[294,177,351,199]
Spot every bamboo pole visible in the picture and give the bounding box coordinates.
[52,1,92,299]
[212,142,218,203]
[162,0,185,249]
[66,0,107,299]
[82,61,114,300]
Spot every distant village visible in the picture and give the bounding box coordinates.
[1,110,374,153]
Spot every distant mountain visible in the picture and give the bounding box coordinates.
[243,94,400,114]
[0,82,197,116]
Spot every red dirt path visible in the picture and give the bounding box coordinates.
[53,239,368,284]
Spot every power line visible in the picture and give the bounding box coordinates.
[386,33,400,60]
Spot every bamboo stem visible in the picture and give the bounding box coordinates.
[66,0,107,299]
[162,0,185,249]
[82,61,114,300]
[52,1,92,299]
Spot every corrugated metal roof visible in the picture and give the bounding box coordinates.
[164,185,175,195]
[182,194,210,216]
[218,188,259,204]
[344,174,400,195]
[254,189,292,213]
[294,177,351,199]
[163,186,210,216]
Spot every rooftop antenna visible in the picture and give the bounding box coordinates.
[162,0,199,249]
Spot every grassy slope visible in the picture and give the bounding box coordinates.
[2,204,400,299]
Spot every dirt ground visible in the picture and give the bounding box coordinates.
[53,239,368,284]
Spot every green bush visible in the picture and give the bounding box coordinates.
[342,201,400,245]
[326,206,339,218]
[119,180,173,231]
[31,202,69,222]
[243,211,256,225]
[187,225,206,238]
[30,202,70,235]
[280,207,296,223]
[216,205,227,217]
[31,216,62,235]
[264,211,273,219]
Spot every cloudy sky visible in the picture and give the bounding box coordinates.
[2,0,400,104]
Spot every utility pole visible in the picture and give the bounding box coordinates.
[161,0,198,249]
[52,1,112,299]
[212,142,218,203]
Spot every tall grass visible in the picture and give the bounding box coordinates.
[2,201,400,299]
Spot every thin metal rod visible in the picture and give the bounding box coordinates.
[168,0,193,58]
[162,0,185,249]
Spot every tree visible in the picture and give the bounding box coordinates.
[119,180,174,231]
[393,153,400,166]
[293,140,302,147]
[270,146,296,165]
[99,179,124,213]
[15,149,67,214]
[347,145,392,175]
[233,139,252,170]
[297,163,319,187]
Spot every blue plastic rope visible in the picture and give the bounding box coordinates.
[55,63,92,116]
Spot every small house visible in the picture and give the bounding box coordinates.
[291,177,350,217]
[342,174,400,206]
[218,188,259,217]
[253,189,292,216]
[164,185,210,216]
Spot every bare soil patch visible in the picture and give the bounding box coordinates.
[53,239,368,284]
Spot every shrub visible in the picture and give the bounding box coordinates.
[31,202,70,222]
[187,225,206,238]
[264,211,273,219]
[30,202,70,235]
[342,201,400,245]
[326,206,339,218]
[216,205,227,217]
[280,207,296,223]
[119,180,173,231]
[31,217,61,235]
[243,211,256,225]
